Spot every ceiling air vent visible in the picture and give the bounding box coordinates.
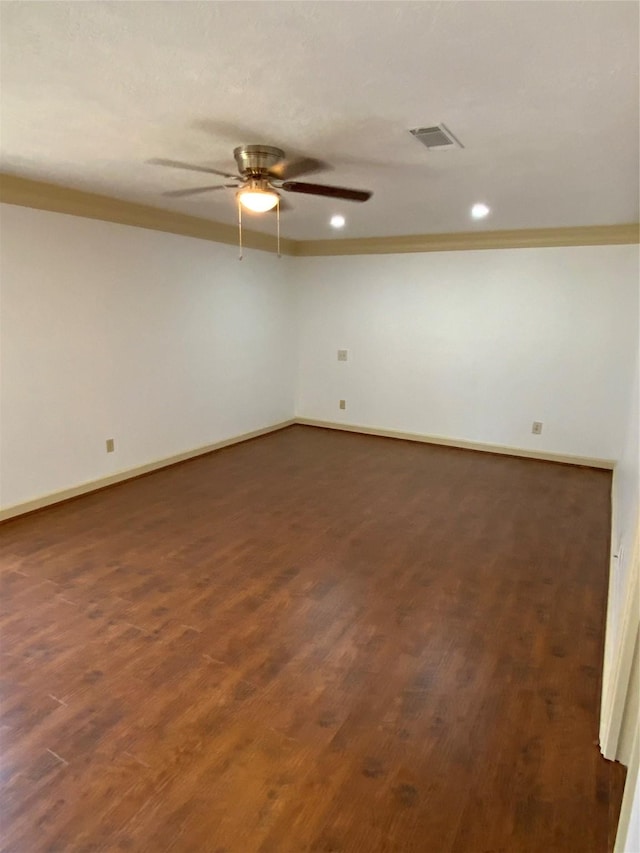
[409,124,463,150]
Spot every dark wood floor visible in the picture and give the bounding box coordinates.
[0,425,625,852]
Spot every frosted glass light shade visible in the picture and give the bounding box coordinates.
[238,189,279,212]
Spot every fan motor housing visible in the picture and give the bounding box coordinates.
[234,145,285,176]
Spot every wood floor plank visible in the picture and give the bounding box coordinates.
[0,425,625,852]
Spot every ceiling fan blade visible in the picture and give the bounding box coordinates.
[162,185,232,198]
[269,157,331,181]
[281,181,372,202]
[148,158,238,179]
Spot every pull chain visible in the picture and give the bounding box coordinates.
[237,192,283,260]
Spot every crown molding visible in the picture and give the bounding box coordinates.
[1,172,637,257]
[291,223,640,256]
[0,172,296,255]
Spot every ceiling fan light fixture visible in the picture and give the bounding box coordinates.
[237,187,280,213]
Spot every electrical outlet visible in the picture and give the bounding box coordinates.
[337,349,348,362]
[532,422,543,435]
[339,399,346,410]
[106,438,115,453]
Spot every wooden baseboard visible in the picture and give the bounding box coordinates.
[294,418,616,469]
[0,419,296,522]
[0,417,615,522]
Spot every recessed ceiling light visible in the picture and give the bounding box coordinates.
[471,202,490,219]
[330,214,345,229]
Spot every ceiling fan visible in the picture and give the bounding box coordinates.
[148,144,373,214]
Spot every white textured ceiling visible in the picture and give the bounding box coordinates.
[1,1,638,240]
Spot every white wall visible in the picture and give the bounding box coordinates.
[0,204,296,510]
[2,210,637,514]
[294,246,639,462]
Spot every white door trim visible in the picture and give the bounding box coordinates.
[600,484,639,851]
[600,520,640,760]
